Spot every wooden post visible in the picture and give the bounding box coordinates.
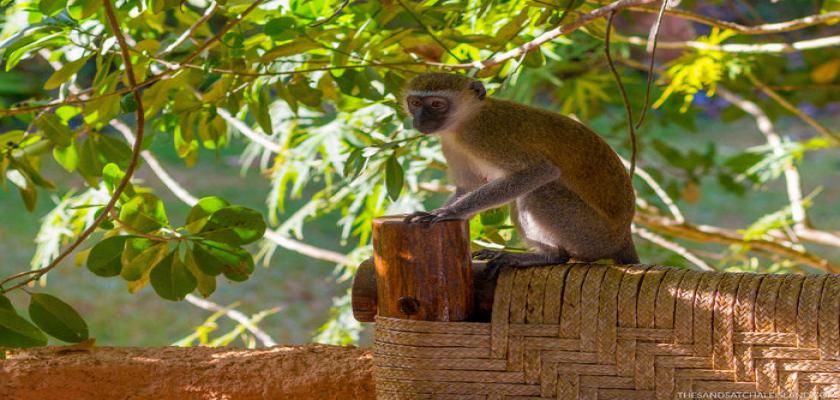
[352,260,497,323]
[371,216,473,321]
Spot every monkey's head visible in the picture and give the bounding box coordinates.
[403,73,486,134]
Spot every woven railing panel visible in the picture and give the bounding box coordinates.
[373,264,840,399]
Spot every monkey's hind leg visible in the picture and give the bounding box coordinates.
[473,247,569,270]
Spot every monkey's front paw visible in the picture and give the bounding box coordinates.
[404,208,462,224]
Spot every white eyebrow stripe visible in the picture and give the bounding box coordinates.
[408,90,452,97]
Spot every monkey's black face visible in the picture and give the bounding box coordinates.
[406,95,450,134]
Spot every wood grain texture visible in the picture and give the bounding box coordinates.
[353,258,378,322]
[372,216,473,321]
[353,260,498,323]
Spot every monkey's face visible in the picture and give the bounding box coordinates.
[406,95,451,134]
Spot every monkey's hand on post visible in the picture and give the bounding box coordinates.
[403,207,462,224]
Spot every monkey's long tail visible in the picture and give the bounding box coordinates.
[604,10,637,179]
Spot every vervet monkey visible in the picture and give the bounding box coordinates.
[403,73,638,268]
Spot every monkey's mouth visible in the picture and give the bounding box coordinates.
[412,120,442,135]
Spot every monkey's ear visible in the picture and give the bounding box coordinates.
[469,81,486,100]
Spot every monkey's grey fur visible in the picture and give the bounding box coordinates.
[403,73,639,268]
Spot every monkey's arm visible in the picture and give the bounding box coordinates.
[447,164,559,217]
[444,187,466,207]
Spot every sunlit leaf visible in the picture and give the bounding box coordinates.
[119,194,168,233]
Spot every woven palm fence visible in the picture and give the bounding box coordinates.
[373,264,840,399]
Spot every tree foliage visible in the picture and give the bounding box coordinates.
[0,0,838,347]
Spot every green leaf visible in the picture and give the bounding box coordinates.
[480,206,509,226]
[0,295,13,312]
[53,142,79,172]
[343,148,365,178]
[39,0,66,16]
[35,113,73,147]
[0,309,47,348]
[150,252,197,301]
[264,17,297,41]
[6,169,38,211]
[198,206,266,245]
[97,135,132,169]
[192,240,254,281]
[11,155,56,190]
[185,196,230,233]
[260,40,320,61]
[120,93,138,113]
[77,137,103,185]
[67,0,99,20]
[385,155,404,201]
[87,236,131,277]
[248,87,273,136]
[28,293,88,343]
[44,55,89,89]
[120,240,167,282]
[102,163,133,197]
[119,194,168,233]
[184,250,216,297]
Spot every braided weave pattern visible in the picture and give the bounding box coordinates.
[374,264,840,399]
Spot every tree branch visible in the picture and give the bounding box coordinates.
[184,294,278,347]
[108,121,352,266]
[437,0,658,69]
[621,34,840,54]
[158,1,219,56]
[716,87,809,231]
[635,211,838,272]
[1,0,264,118]
[619,5,840,35]
[747,74,840,144]
[634,226,715,271]
[1,0,145,294]
[216,108,282,153]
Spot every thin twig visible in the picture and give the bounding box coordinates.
[716,87,808,231]
[184,294,278,347]
[621,34,840,54]
[158,1,219,56]
[395,0,462,62]
[179,0,265,66]
[604,10,637,177]
[619,156,685,223]
[634,0,667,129]
[437,0,657,69]
[619,5,840,35]
[216,108,282,153]
[635,212,838,272]
[309,0,350,27]
[747,74,840,144]
[1,0,145,294]
[634,226,714,271]
[717,87,840,250]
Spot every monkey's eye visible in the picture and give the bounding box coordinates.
[407,97,422,108]
[429,99,447,110]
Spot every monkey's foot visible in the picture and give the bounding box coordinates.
[473,250,569,270]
